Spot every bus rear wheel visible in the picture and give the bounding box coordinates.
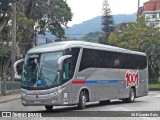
[78,91,87,109]
[123,88,135,103]
[45,105,53,111]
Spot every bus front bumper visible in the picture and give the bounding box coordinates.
[21,92,64,106]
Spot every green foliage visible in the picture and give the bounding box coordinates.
[101,0,114,44]
[82,32,100,43]
[17,12,35,55]
[0,45,10,57]
[66,13,136,39]
[24,0,72,39]
[111,17,160,79]
[0,0,72,84]
[108,32,118,45]
[17,12,35,29]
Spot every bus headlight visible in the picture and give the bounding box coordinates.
[50,91,58,96]
[49,87,66,97]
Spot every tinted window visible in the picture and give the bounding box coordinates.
[64,48,80,79]
[79,48,147,71]
[79,49,95,71]
[71,48,80,76]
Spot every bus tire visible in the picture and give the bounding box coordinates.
[99,100,110,104]
[45,105,53,111]
[78,91,87,109]
[123,88,135,103]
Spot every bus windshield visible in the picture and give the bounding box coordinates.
[22,51,63,90]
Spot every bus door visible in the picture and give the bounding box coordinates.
[61,56,77,104]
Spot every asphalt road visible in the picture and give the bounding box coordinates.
[0,91,160,120]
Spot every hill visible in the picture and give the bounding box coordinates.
[65,13,136,38]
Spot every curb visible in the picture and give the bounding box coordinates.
[149,88,160,91]
[0,94,21,104]
[0,97,21,104]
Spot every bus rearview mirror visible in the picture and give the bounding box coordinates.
[58,55,72,70]
[13,59,24,80]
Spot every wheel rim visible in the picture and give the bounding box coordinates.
[82,94,86,106]
[131,90,135,101]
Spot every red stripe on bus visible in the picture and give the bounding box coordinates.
[72,80,86,84]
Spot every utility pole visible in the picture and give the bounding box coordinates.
[137,0,140,22]
[34,28,37,46]
[0,0,9,95]
[11,2,16,81]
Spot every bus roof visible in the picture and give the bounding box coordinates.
[28,41,146,56]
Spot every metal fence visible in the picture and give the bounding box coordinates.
[0,81,21,95]
[149,78,160,84]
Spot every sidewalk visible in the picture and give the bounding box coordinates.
[0,93,21,103]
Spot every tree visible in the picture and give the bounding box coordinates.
[108,32,118,45]
[0,0,11,32]
[111,17,160,81]
[0,0,72,95]
[0,0,9,11]
[0,0,13,94]
[82,32,100,43]
[21,0,72,39]
[17,12,35,56]
[0,45,10,96]
[100,0,114,44]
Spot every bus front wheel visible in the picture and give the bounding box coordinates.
[45,105,53,111]
[78,91,87,109]
[123,88,135,103]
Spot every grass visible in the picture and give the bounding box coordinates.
[149,84,160,89]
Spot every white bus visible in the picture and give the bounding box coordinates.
[14,41,148,110]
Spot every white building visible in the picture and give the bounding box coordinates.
[138,0,160,28]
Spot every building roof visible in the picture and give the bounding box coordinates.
[138,0,160,15]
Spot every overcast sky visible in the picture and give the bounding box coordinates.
[67,0,149,26]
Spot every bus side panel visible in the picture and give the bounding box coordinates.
[58,81,77,105]
[73,68,148,104]
[136,69,148,97]
[118,69,148,99]
[73,68,96,103]
[117,79,128,99]
[75,68,121,102]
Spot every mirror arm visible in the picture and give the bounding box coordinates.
[58,55,72,70]
[57,71,60,84]
[13,59,24,78]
